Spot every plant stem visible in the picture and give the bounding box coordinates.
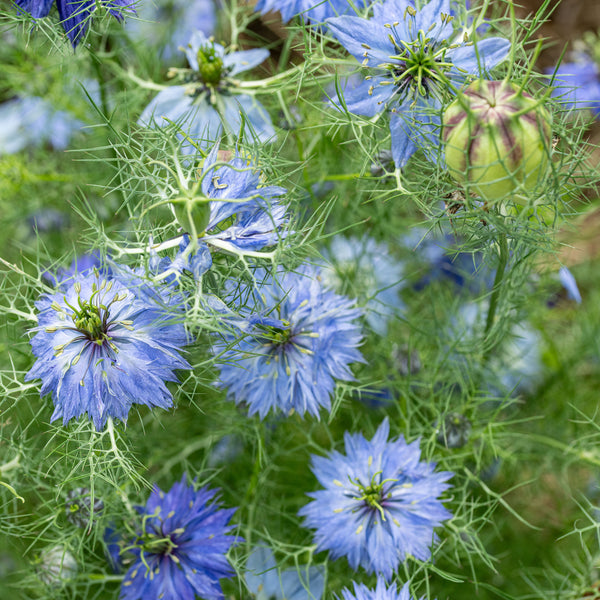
[483,233,508,363]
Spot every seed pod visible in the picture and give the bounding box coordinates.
[36,545,77,587]
[443,80,552,201]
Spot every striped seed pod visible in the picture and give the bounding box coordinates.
[443,80,552,201]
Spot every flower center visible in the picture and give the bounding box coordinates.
[197,44,224,86]
[72,300,106,341]
[350,470,397,521]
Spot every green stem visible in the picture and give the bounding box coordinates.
[482,233,508,363]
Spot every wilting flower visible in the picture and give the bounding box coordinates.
[14,0,134,46]
[319,235,404,336]
[119,475,239,600]
[245,546,325,600]
[341,576,419,600]
[127,0,216,61]
[25,268,190,429]
[213,265,364,419]
[326,0,510,166]
[254,0,369,23]
[299,418,453,579]
[546,54,600,116]
[139,31,274,152]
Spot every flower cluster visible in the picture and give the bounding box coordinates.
[299,418,453,579]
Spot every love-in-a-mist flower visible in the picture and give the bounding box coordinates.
[120,475,239,600]
[139,31,275,152]
[25,269,190,429]
[212,265,364,419]
[341,576,421,600]
[156,144,288,282]
[254,0,369,24]
[14,0,134,46]
[546,54,600,117]
[326,0,510,167]
[127,0,216,61]
[299,418,452,579]
[319,236,404,336]
[245,546,325,600]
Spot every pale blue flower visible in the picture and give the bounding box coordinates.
[26,268,190,429]
[341,576,419,600]
[326,0,510,166]
[319,235,404,336]
[213,265,364,419]
[255,0,369,23]
[245,546,325,600]
[126,0,216,61]
[139,31,275,151]
[299,418,453,579]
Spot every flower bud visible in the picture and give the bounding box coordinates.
[443,80,552,201]
[36,545,77,587]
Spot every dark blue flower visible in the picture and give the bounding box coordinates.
[341,576,418,600]
[25,269,190,429]
[213,265,364,419]
[254,0,369,23]
[14,0,134,47]
[326,0,510,166]
[139,31,275,151]
[120,476,239,600]
[299,418,453,579]
[245,546,325,600]
[546,54,600,117]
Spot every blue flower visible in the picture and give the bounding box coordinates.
[341,576,419,600]
[319,236,404,336]
[14,0,134,46]
[558,266,582,303]
[546,54,600,116]
[126,0,216,61]
[326,0,510,166]
[139,31,275,151]
[42,252,104,287]
[120,475,239,600]
[0,96,84,154]
[254,0,369,23]
[245,546,325,600]
[25,269,190,429]
[299,418,453,579]
[213,265,364,419]
[155,144,288,281]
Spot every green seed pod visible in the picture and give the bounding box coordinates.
[172,196,211,236]
[443,79,552,201]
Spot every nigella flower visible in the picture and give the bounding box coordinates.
[156,144,288,282]
[0,96,84,154]
[126,0,216,61]
[120,475,239,600]
[25,269,190,429]
[14,0,134,46]
[545,54,600,117]
[299,418,453,579]
[319,236,404,336]
[326,0,510,166]
[139,31,275,152]
[254,0,369,24]
[212,265,364,419]
[341,576,420,600]
[245,546,325,600]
